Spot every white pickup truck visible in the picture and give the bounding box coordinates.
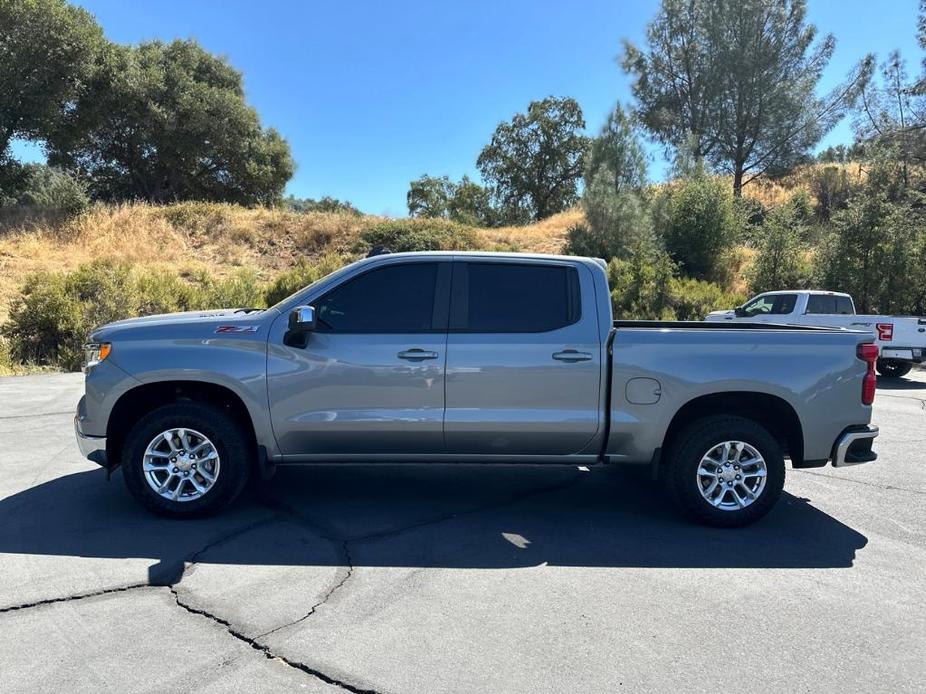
[706,290,926,377]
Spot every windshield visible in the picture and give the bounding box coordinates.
[268,260,360,313]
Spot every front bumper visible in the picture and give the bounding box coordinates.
[74,413,108,468]
[832,425,879,467]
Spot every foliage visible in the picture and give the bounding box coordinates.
[0,0,105,157]
[4,164,90,216]
[808,165,856,222]
[668,277,747,320]
[46,39,293,205]
[1,259,269,371]
[657,171,739,283]
[607,241,676,320]
[477,96,588,221]
[358,218,478,253]
[283,196,360,215]
[406,174,494,226]
[748,206,812,294]
[623,0,872,195]
[852,50,926,183]
[571,104,651,260]
[815,183,926,314]
[263,254,351,306]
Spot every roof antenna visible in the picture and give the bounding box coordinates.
[367,244,391,257]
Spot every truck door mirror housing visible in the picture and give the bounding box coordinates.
[734,306,747,318]
[288,306,317,333]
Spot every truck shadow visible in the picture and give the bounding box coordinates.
[0,464,867,575]
[877,376,926,391]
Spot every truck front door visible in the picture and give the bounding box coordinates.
[267,258,451,457]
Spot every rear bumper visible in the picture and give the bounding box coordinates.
[880,347,924,363]
[832,425,879,467]
[74,413,108,468]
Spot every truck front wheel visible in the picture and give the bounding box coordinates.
[666,416,785,527]
[876,359,912,378]
[121,402,252,518]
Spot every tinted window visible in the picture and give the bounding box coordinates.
[315,263,439,332]
[835,296,854,314]
[457,263,580,332]
[806,295,836,314]
[742,293,797,317]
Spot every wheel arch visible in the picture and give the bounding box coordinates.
[106,380,259,471]
[661,391,804,467]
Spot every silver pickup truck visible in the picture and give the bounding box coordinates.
[75,252,880,527]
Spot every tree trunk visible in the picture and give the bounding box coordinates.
[732,166,744,198]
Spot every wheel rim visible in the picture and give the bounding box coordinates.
[143,428,220,503]
[696,440,768,511]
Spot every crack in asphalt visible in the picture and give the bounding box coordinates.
[247,470,588,641]
[0,469,585,692]
[0,582,150,614]
[167,585,382,694]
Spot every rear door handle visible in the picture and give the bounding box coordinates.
[552,349,592,362]
[397,348,439,361]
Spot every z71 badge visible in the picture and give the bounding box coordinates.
[214,325,259,334]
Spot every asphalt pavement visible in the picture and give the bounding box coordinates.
[0,370,924,693]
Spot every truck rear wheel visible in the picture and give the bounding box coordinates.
[876,359,912,378]
[121,402,251,518]
[666,416,785,527]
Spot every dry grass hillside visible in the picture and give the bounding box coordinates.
[0,162,845,326]
[0,202,582,323]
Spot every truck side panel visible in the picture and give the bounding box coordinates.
[606,327,873,464]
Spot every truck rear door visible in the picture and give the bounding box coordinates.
[443,259,602,456]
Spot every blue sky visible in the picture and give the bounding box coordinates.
[12,0,923,215]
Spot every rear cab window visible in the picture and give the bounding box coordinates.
[450,262,581,332]
[806,294,855,315]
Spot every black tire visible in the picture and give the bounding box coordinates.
[876,359,912,378]
[121,402,252,518]
[666,415,785,528]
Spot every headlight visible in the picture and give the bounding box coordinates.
[83,342,112,371]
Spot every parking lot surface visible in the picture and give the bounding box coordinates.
[1,371,924,693]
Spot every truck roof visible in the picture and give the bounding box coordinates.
[354,250,607,268]
[759,289,852,298]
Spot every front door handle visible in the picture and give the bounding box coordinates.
[397,348,439,361]
[552,349,592,362]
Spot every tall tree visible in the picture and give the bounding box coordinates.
[47,39,293,205]
[0,0,104,169]
[624,0,872,196]
[407,175,454,218]
[568,103,650,260]
[477,96,588,221]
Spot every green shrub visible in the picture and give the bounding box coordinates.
[134,269,208,314]
[358,218,479,253]
[658,172,739,284]
[208,270,265,309]
[264,254,352,306]
[748,206,812,294]
[669,277,746,320]
[3,271,86,370]
[607,242,676,320]
[809,165,855,222]
[18,166,89,217]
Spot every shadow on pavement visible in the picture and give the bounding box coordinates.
[876,376,926,391]
[0,464,867,575]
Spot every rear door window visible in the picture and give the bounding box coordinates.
[451,262,581,333]
[806,295,837,314]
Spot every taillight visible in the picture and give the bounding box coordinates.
[857,343,878,405]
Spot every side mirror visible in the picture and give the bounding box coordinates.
[288,305,316,333]
[734,306,747,318]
